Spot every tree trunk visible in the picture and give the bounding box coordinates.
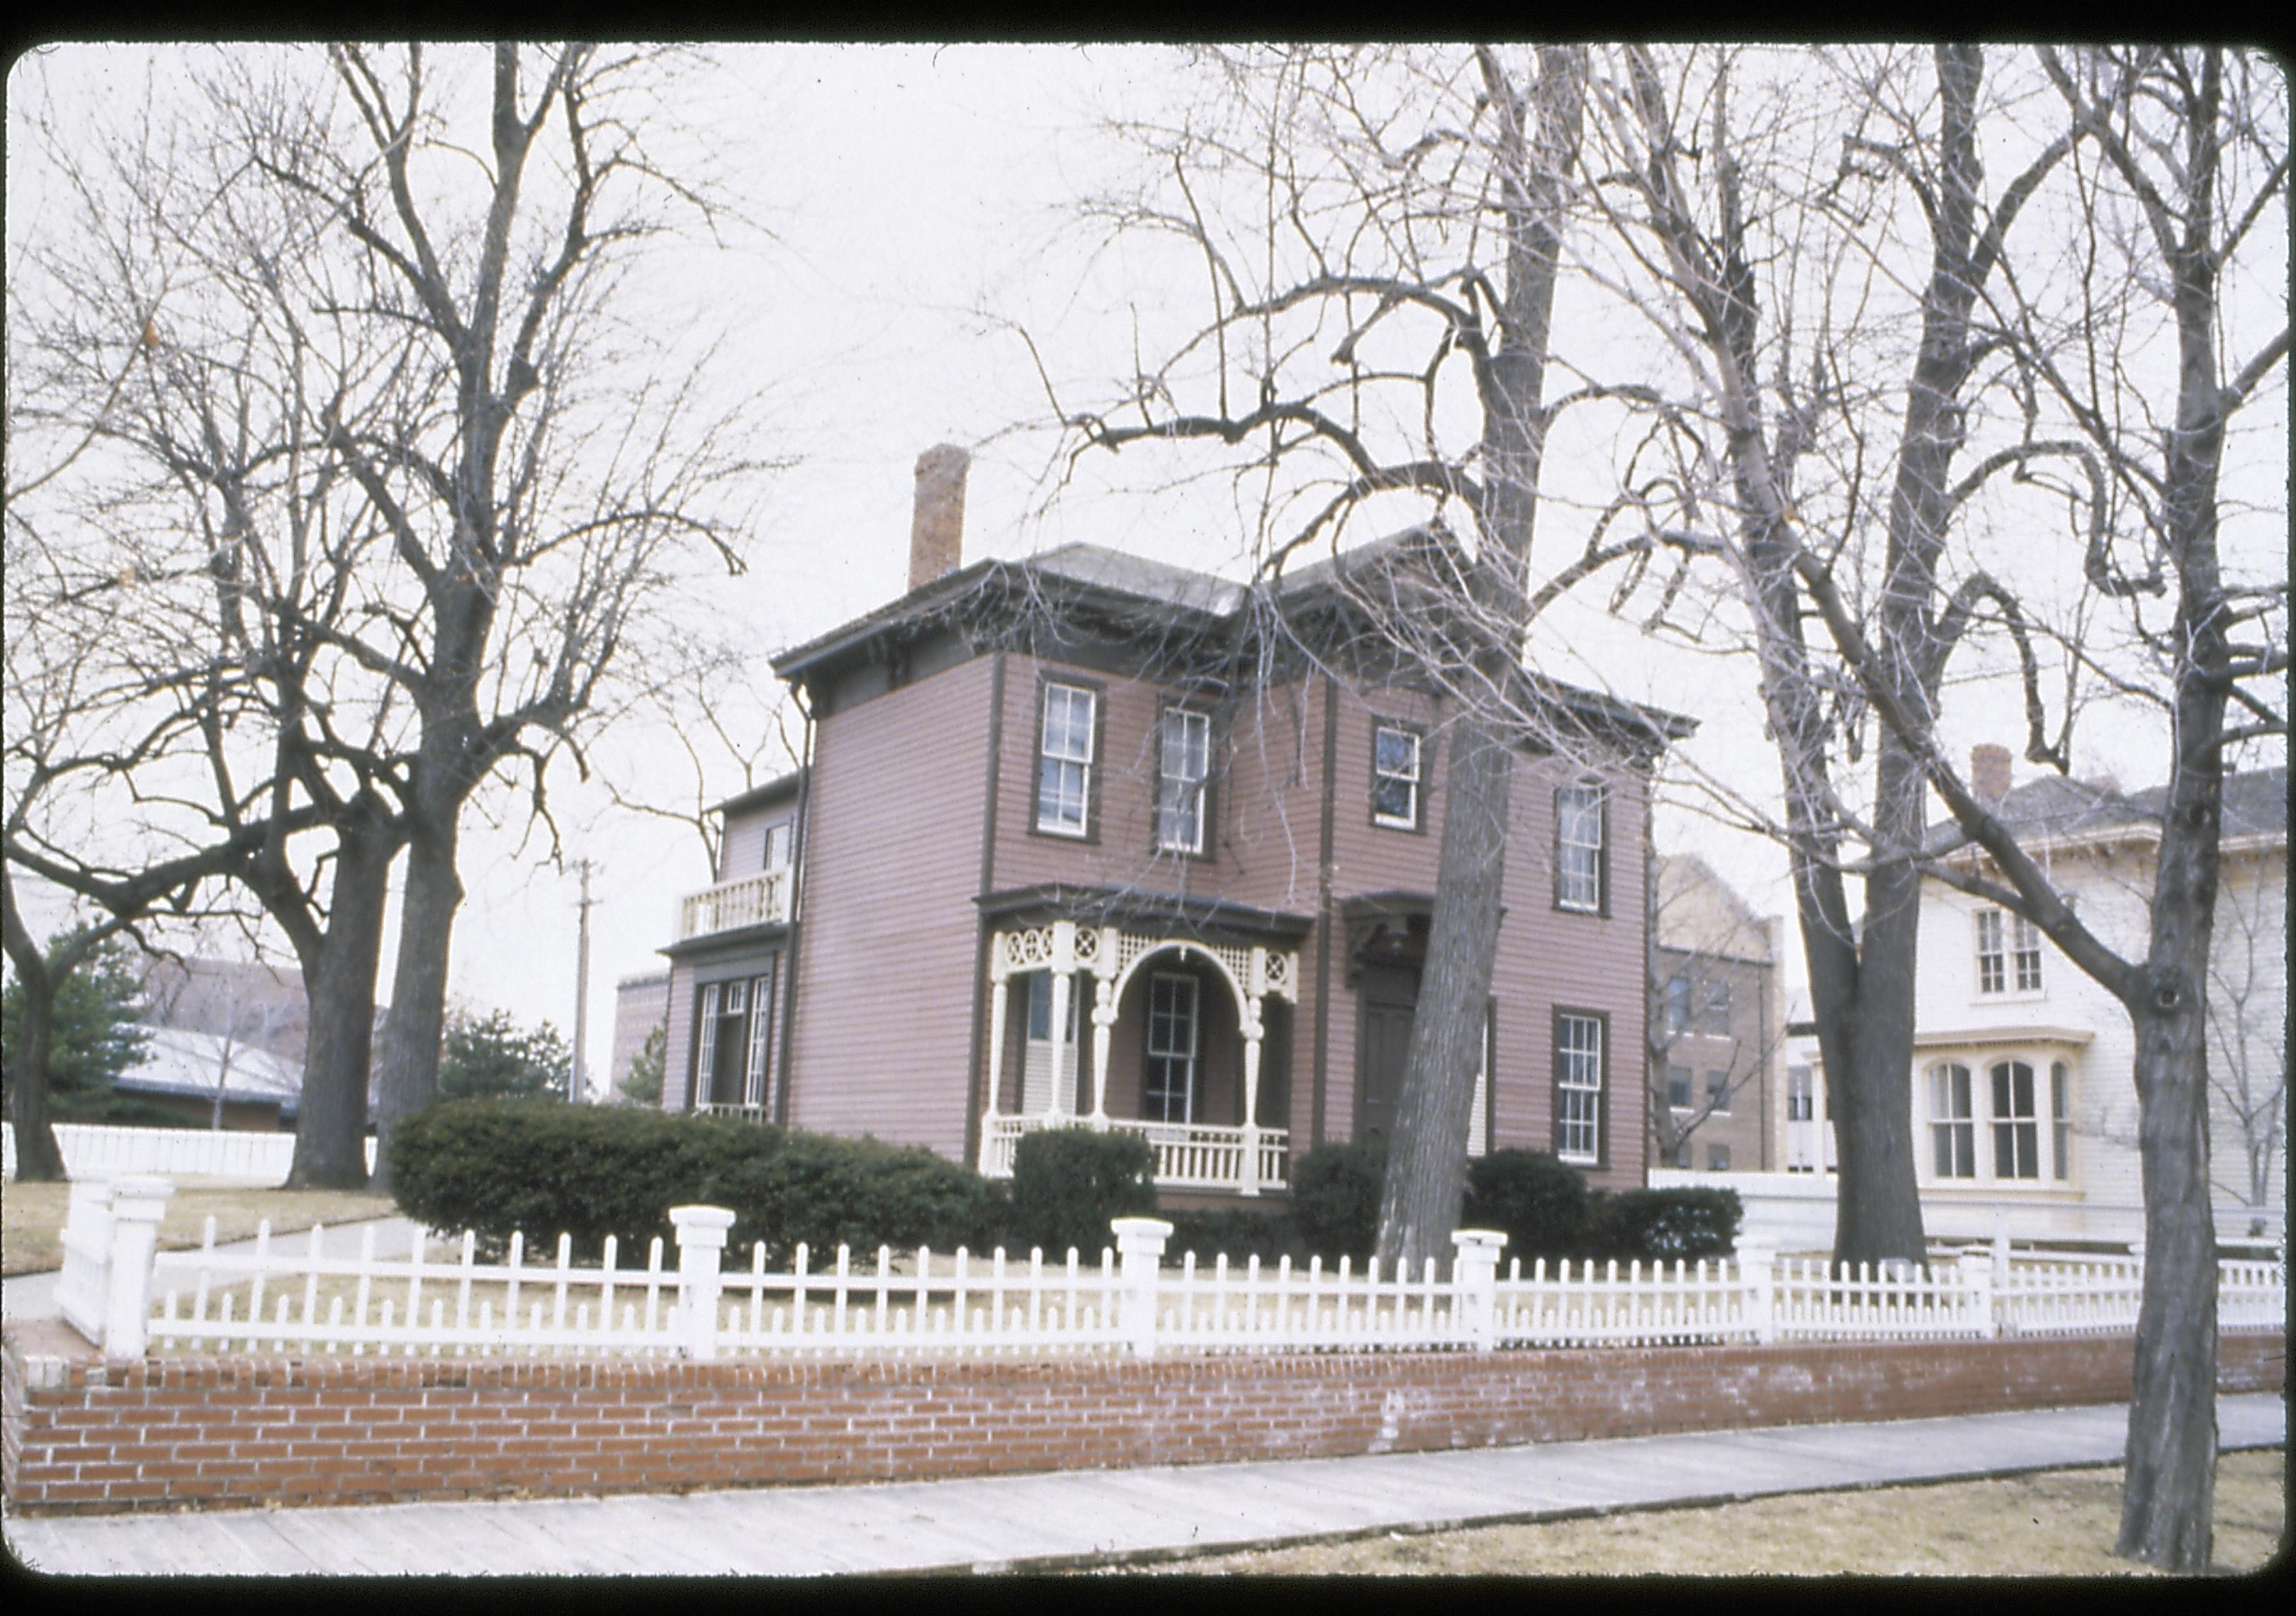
[1372,45,1582,1272]
[287,823,394,1189]
[369,809,463,1193]
[1375,715,1514,1268]
[1,874,71,1182]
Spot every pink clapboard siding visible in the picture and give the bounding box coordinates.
[784,656,996,1159]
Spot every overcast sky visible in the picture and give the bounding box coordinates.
[8,44,2285,1093]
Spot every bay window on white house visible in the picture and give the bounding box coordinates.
[1928,1062,1976,1179]
[1925,1054,2076,1184]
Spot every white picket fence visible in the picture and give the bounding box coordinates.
[55,1177,2287,1364]
[3,1121,376,1184]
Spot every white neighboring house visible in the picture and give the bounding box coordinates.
[1912,753,2285,1245]
[1675,755,2286,1254]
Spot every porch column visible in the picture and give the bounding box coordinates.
[1045,921,1076,1118]
[1237,946,1267,1198]
[1088,926,1118,1124]
[979,932,1011,1172]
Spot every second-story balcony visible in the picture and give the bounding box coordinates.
[677,868,792,942]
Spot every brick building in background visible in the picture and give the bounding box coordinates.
[1648,854,1784,1172]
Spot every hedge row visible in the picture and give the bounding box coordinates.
[391,1103,1739,1269]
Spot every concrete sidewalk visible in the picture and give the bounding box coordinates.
[6,1393,2283,1577]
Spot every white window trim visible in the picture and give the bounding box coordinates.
[1036,683,1096,838]
[1371,724,1422,829]
[1157,707,1212,854]
[1556,783,1604,913]
[1144,971,1200,1124]
[1923,1050,2079,1187]
[1555,1012,1603,1165]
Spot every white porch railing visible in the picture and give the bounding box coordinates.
[675,869,791,942]
[53,1180,2285,1364]
[694,1103,772,1123]
[979,1113,1289,1193]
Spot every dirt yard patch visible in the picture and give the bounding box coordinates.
[2,1179,398,1276]
[1120,1447,2285,1576]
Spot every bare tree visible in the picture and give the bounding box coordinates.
[1045,45,1621,1269]
[1576,45,2087,1271]
[9,45,765,1186]
[1582,43,2285,1569]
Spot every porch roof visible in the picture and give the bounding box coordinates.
[976,882,1313,946]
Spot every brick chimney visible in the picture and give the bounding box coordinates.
[1971,743,2013,807]
[907,444,970,593]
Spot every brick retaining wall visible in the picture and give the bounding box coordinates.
[4,1316,2283,1515]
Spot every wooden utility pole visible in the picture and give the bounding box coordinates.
[572,860,597,1104]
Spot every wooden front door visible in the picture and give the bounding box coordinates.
[1356,965,1419,1148]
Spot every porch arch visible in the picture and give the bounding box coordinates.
[979,919,1299,1194]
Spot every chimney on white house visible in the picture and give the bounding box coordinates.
[1971,743,2013,807]
[908,444,970,593]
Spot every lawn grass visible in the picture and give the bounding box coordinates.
[2,1178,398,1276]
[1124,1447,2286,1576]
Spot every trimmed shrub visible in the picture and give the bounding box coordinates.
[703,1131,996,1266]
[1288,1139,1385,1259]
[1462,1149,1592,1265]
[392,1099,762,1261]
[1003,1127,1157,1257]
[1588,1186,1742,1264]
[1162,1208,1305,1267]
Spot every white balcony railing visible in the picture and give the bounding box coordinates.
[981,1113,1289,1194]
[677,869,791,941]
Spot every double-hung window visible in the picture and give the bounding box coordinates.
[1144,973,1200,1123]
[1553,1011,1604,1165]
[695,971,775,1112]
[1701,980,1731,1034]
[1706,1071,1730,1113]
[1555,783,1605,911]
[1372,724,1422,829]
[1036,683,1096,837]
[762,821,791,872]
[1667,1065,1692,1110]
[1156,707,1211,854]
[1991,1060,2040,1179]
[1976,909,2043,994]
[2051,1062,2073,1181]
[1663,975,1692,1035]
[1928,1062,1976,1179]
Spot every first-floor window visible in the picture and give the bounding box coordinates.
[1144,972,1200,1123]
[2051,1062,2073,1181]
[695,968,775,1111]
[1707,1143,1731,1171]
[1786,1065,1814,1121]
[1553,1011,1604,1165]
[1929,1062,1976,1179]
[1021,970,1082,1114]
[1991,1060,2041,1179]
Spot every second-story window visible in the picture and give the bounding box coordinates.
[1372,723,1422,829]
[1036,682,1096,837]
[1701,979,1731,1034]
[1664,974,1692,1034]
[762,821,790,872]
[1555,782,1605,911]
[1156,707,1211,853]
[1976,908,2043,994]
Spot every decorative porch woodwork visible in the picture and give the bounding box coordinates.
[977,919,1300,1195]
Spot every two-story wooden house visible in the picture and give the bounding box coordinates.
[657,448,1689,1205]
